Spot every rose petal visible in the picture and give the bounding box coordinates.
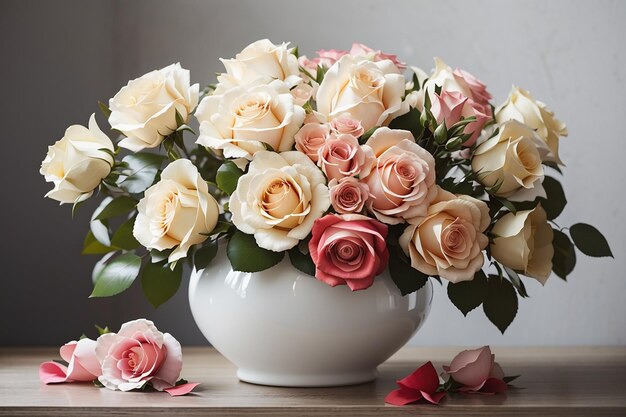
[39,361,69,384]
[397,361,439,394]
[165,382,200,396]
[384,388,424,406]
[421,390,446,405]
[478,378,508,394]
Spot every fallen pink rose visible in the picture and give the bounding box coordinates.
[164,382,200,396]
[443,346,508,394]
[39,338,101,384]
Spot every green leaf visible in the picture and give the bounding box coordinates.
[117,153,165,194]
[92,252,117,284]
[98,101,111,118]
[193,239,218,271]
[539,176,566,220]
[141,261,183,308]
[111,217,140,250]
[388,107,422,139]
[82,231,117,255]
[552,229,576,280]
[388,248,429,296]
[483,275,518,334]
[569,223,613,258]
[95,325,111,335]
[94,196,138,221]
[496,197,517,214]
[175,109,185,127]
[503,375,520,384]
[288,247,316,277]
[90,197,113,246]
[90,253,141,297]
[210,221,232,236]
[359,126,380,144]
[216,161,244,195]
[447,269,488,315]
[434,122,448,144]
[503,266,529,298]
[227,231,284,272]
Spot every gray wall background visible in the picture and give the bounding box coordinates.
[1,0,624,346]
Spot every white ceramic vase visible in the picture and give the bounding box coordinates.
[188,246,433,387]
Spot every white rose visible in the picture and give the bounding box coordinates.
[133,159,219,263]
[215,39,301,94]
[109,63,199,152]
[491,205,554,284]
[496,86,568,164]
[399,187,490,283]
[229,151,330,252]
[315,55,405,131]
[40,114,114,204]
[195,83,305,160]
[471,120,546,201]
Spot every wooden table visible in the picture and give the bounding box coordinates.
[1,346,625,416]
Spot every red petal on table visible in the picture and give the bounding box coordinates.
[384,387,424,406]
[39,361,68,384]
[397,361,439,394]
[478,378,508,394]
[421,390,446,405]
[164,382,200,396]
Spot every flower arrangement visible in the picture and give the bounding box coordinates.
[40,39,612,332]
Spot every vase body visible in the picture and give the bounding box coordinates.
[188,247,433,387]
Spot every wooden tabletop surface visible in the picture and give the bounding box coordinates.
[1,346,625,416]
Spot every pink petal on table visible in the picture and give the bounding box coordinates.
[39,361,68,384]
[164,382,200,396]
[421,390,446,405]
[384,387,424,406]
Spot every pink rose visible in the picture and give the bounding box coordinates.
[329,116,365,137]
[290,82,314,106]
[308,214,389,291]
[95,319,183,392]
[362,128,437,224]
[443,346,507,394]
[350,43,407,70]
[39,338,101,384]
[430,90,492,147]
[298,49,348,72]
[454,68,492,107]
[295,123,331,162]
[329,177,369,214]
[317,134,374,180]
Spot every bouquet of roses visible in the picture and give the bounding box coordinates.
[40,39,612,332]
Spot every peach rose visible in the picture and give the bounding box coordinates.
[443,346,507,394]
[399,188,490,283]
[229,151,330,251]
[308,214,389,291]
[329,116,365,137]
[316,55,405,131]
[490,205,554,284]
[317,134,374,180]
[39,338,101,384]
[362,128,437,224]
[294,123,331,162]
[329,177,369,214]
[95,319,183,392]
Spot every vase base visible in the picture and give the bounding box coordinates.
[236,368,378,387]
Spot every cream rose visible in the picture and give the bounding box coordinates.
[109,63,199,152]
[471,120,546,201]
[215,39,301,93]
[133,159,220,263]
[40,114,114,204]
[496,86,568,164]
[229,151,330,252]
[490,205,554,284]
[195,83,305,160]
[316,55,405,131]
[399,188,490,283]
[362,128,437,224]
